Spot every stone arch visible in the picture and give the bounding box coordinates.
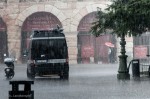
[76,12,97,63]
[77,11,97,32]
[20,11,63,63]
[76,3,117,64]
[15,4,67,27]
[14,4,67,63]
[70,3,109,32]
[22,11,62,31]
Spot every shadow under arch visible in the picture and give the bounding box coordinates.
[0,17,8,63]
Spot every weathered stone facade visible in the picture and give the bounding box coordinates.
[0,0,133,64]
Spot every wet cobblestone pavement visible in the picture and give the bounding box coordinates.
[1,64,150,99]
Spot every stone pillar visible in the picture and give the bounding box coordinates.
[7,25,21,63]
[66,33,77,64]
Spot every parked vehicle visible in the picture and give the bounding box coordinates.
[4,57,15,79]
[25,26,69,79]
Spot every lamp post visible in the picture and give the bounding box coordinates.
[117,33,130,80]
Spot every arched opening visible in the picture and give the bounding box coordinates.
[77,12,117,64]
[0,18,7,63]
[21,11,62,63]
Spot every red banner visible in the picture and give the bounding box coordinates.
[134,46,147,59]
[81,46,94,58]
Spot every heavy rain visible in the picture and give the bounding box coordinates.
[0,0,150,99]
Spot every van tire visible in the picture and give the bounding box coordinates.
[27,69,35,79]
[60,71,69,80]
[63,72,69,80]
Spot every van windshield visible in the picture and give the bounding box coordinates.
[31,39,67,60]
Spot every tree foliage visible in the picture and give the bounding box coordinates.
[91,0,150,37]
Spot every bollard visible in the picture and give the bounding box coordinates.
[9,80,34,99]
[132,59,140,77]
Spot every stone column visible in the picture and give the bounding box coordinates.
[66,33,77,64]
[7,25,21,63]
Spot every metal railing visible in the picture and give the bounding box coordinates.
[139,58,150,75]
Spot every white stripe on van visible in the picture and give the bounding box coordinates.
[32,37,65,40]
[36,59,66,63]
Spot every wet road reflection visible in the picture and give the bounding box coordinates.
[1,64,150,99]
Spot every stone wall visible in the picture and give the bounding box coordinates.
[0,0,134,64]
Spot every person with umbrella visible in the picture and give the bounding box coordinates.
[105,42,115,63]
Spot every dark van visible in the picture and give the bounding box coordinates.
[26,28,69,79]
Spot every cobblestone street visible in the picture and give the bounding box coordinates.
[0,64,150,99]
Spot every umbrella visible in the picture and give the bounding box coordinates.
[105,42,114,47]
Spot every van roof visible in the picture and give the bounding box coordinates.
[31,29,65,38]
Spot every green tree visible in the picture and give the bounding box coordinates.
[91,0,150,80]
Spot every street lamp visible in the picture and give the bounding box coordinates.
[117,33,130,80]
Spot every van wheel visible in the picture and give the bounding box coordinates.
[63,72,69,80]
[27,69,35,79]
[60,71,69,80]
